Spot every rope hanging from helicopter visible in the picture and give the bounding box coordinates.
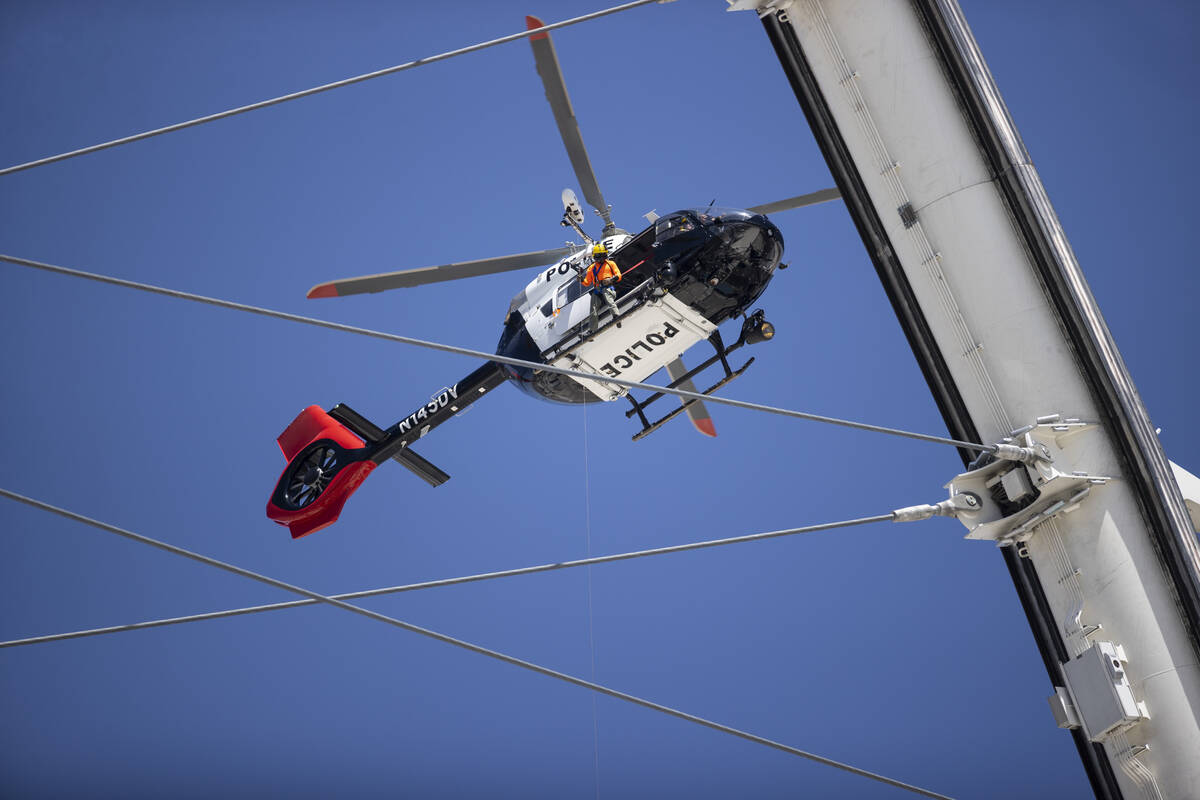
[581,401,601,800]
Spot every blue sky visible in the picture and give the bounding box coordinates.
[1,1,1196,798]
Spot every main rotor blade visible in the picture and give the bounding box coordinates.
[526,15,615,234]
[307,246,575,298]
[748,187,841,216]
[665,358,716,438]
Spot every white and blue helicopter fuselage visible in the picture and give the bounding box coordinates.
[497,207,784,405]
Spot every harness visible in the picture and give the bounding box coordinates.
[584,259,620,290]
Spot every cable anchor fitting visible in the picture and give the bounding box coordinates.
[991,441,1052,466]
[944,414,1113,545]
[892,492,982,523]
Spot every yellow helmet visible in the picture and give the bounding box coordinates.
[591,243,608,259]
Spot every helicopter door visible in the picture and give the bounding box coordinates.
[551,278,588,333]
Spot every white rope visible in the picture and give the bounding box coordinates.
[0,253,993,454]
[0,487,952,800]
[0,1,662,177]
[582,401,602,799]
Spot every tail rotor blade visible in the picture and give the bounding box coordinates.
[307,246,575,298]
[665,358,716,438]
[526,15,616,234]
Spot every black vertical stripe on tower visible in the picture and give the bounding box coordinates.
[757,10,1123,797]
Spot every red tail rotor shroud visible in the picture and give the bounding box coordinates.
[266,406,377,539]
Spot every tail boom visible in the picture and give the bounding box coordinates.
[266,361,507,538]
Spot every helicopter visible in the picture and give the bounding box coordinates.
[266,16,838,539]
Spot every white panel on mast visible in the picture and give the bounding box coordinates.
[1171,461,1200,533]
[731,0,1200,796]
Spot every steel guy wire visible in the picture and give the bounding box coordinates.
[0,0,661,177]
[1,508,897,648]
[0,488,951,800]
[0,253,993,454]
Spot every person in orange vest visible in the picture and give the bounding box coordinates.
[581,242,622,332]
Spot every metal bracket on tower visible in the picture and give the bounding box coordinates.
[943,415,1113,545]
[725,0,794,20]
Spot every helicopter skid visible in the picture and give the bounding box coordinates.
[630,356,754,442]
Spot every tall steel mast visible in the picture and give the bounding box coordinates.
[732,0,1200,796]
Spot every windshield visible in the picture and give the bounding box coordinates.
[654,213,698,242]
[688,207,755,224]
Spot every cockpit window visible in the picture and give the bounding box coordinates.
[654,214,696,241]
[689,207,755,225]
[548,279,584,313]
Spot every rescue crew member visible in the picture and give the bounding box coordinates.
[581,243,622,331]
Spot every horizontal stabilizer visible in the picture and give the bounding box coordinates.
[393,448,450,488]
[328,404,450,487]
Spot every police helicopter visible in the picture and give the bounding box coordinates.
[267,16,838,538]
